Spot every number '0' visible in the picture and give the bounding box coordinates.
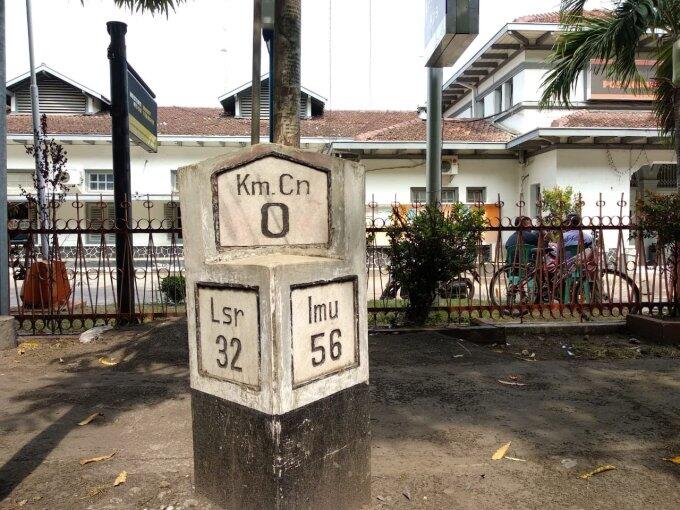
[261,203,290,238]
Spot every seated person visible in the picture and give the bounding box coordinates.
[562,213,593,249]
[505,216,540,265]
[505,216,540,249]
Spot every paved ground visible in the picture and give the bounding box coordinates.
[0,320,679,509]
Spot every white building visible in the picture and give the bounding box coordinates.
[5,10,677,258]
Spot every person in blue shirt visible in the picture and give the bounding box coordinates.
[562,213,593,249]
[505,216,540,250]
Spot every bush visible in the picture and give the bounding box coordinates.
[636,192,680,316]
[161,275,186,304]
[387,203,485,325]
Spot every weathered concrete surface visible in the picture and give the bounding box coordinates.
[1,321,680,509]
[0,316,17,350]
[627,313,680,345]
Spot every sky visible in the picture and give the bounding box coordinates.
[6,0,609,111]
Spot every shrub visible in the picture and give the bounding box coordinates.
[387,203,485,325]
[541,186,580,223]
[636,192,680,316]
[161,275,186,304]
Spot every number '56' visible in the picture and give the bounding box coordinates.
[311,329,342,367]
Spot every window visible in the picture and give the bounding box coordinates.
[7,171,34,194]
[170,169,178,192]
[493,88,502,114]
[530,183,541,216]
[87,171,114,192]
[164,202,183,241]
[466,187,487,204]
[503,81,514,110]
[475,99,485,118]
[86,202,115,244]
[410,187,458,204]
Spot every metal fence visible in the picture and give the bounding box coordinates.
[366,196,678,326]
[6,194,678,334]
[8,195,184,334]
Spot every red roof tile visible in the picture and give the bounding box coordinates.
[514,9,609,23]
[356,118,513,143]
[7,107,511,143]
[551,110,658,129]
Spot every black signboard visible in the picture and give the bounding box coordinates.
[127,65,158,153]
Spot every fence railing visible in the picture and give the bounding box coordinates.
[8,195,184,334]
[6,195,678,334]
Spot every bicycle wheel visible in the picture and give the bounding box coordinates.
[489,265,538,316]
[574,269,641,314]
[438,277,475,300]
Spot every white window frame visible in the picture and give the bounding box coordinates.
[410,187,459,204]
[466,187,487,204]
[86,170,115,193]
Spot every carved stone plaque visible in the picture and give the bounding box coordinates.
[290,278,359,387]
[196,283,260,389]
[215,156,330,247]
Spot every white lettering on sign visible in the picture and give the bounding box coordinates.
[290,278,358,387]
[216,157,329,247]
[196,284,260,389]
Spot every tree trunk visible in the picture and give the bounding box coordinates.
[272,0,301,148]
[674,87,680,315]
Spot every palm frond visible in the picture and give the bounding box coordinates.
[541,1,657,108]
[559,0,588,24]
[81,0,186,16]
[652,40,676,138]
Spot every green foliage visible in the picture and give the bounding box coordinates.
[636,192,680,315]
[83,0,186,15]
[541,186,581,223]
[541,0,680,139]
[636,192,680,243]
[160,275,186,304]
[386,204,485,325]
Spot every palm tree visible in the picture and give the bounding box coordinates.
[97,0,185,14]
[540,0,680,182]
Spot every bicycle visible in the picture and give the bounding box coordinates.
[489,244,640,316]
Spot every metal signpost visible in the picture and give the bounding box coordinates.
[424,0,479,205]
[0,0,8,318]
[107,21,158,323]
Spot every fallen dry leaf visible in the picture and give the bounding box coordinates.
[78,412,103,426]
[662,456,680,465]
[98,357,119,367]
[579,464,616,479]
[114,471,127,487]
[492,442,511,460]
[498,379,526,387]
[79,451,116,466]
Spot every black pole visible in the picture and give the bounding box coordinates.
[107,21,135,324]
[263,28,274,143]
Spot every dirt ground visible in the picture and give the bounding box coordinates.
[0,320,679,510]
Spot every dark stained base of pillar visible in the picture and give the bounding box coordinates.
[191,383,371,510]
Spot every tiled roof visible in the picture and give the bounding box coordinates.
[551,110,658,129]
[6,107,511,143]
[514,9,609,23]
[356,118,513,143]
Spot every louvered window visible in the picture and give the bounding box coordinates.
[86,202,116,245]
[13,75,87,114]
[164,202,183,241]
[238,82,310,119]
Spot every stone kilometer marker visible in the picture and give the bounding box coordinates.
[179,144,370,509]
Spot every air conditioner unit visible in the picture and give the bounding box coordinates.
[62,169,83,187]
[442,155,459,175]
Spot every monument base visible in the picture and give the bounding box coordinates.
[191,383,371,510]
